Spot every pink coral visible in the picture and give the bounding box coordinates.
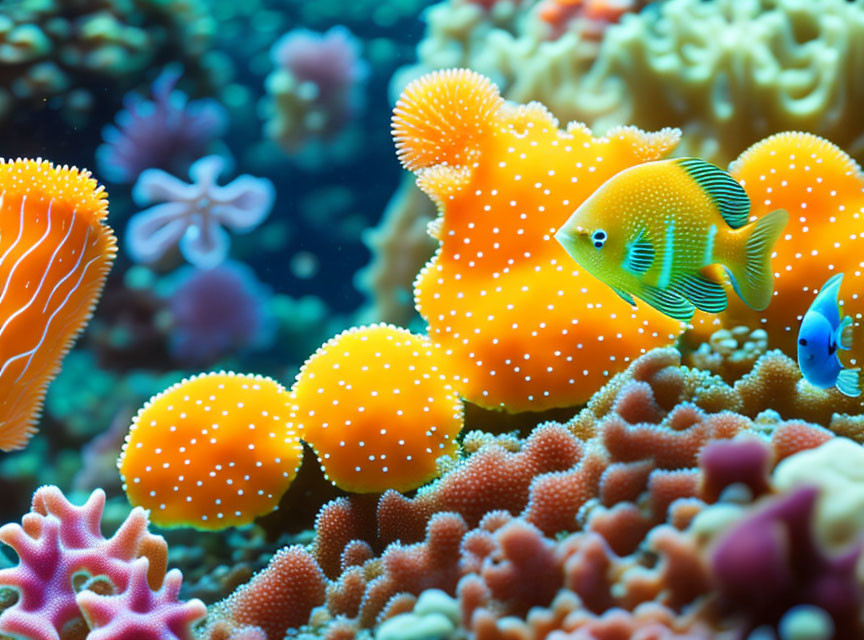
[77,558,205,640]
[0,486,168,640]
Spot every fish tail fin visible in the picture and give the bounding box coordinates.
[837,368,861,397]
[727,209,788,311]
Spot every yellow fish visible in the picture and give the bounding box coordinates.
[555,158,788,321]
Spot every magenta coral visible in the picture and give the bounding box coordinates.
[77,558,205,640]
[0,486,168,639]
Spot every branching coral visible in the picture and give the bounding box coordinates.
[0,159,116,451]
[394,68,683,412]
[0,486,174,639]
[126,155,275,269]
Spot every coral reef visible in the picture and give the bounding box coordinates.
[197,343,862,639]
[97,67,227,185]
[163,261,276,367]
[119,372,303,530]
[0,159,116,451]
[126,155,275,269]
[398,0,864,166]
[264,26,368,151]
[394,68,684,411]
[290,324,464,493]
[0,0,214,141]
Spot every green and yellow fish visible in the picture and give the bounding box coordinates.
[554,158,789,321]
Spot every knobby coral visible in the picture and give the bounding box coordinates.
[119,372,303,530]
[394,68,683,411]
[125,155,275,269]
[0,158,116,451]
[0,486,206,640]
[290,324,465,493]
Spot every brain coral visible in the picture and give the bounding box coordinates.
[394,68,683,411]
[290,324,464,493]
[0,158,116,451]
[397,0,864,167]
[119,372,303,530]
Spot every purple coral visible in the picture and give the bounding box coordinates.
[266,26,367,148]
[165,261,275,365]
[711,486,864,635]
[0,486,170,639]
[77,558,205,640]
[97,68,227,184]
[126,154,275,269]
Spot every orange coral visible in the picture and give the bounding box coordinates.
[394,69,683,411]
[290,324,464,493]
[0,159,116,450]
[691,132,864,360]
[118,372,303,530]
[538,0,645,40]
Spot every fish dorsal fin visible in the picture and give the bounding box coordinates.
[623,230,655,275]
[670,273,728,314]
[677,157,750,229]
[632,282,695,321]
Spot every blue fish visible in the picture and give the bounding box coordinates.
[797,272,860,397]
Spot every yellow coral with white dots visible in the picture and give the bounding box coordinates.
[289,324,464,493]
[394,69,684,412]
[690,132,864,362]
[118,372,302,530]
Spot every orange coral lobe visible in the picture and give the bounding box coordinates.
[395,70,683,411]
[119,372,302,530]
[0,159,116,450]
[699,132,864,357]
[290,324,464,493]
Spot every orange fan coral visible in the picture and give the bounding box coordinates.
[118,372,303,530]
[694,132,864,358]
[0,159,116,450]
[290,324,464,493]
[394,69,683,411]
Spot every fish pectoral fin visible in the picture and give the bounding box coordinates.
[836,368,861,397]
[623,231,655,275]
[670,273,728,314]
[612,286,636,306]
[632,282,695,321]
[837,316,854,350]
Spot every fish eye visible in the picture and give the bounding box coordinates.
[592,229,607,249]
[799,338,808,347]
